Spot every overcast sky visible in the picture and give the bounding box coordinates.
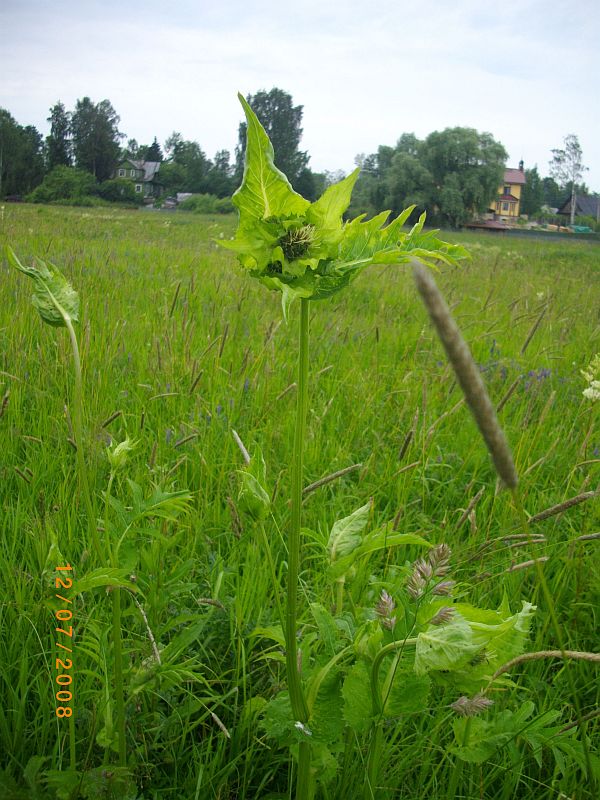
[2,0,599,189]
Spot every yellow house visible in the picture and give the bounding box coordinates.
[491,161,526,220]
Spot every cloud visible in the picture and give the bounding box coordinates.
[1,0,599,186]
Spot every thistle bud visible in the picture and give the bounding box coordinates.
[107,437,137,471]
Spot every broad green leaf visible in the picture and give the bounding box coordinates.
[71,567,138,595]
[342,661,373,732]
[327,501,372,563]
[250,624,286,648]
[233,93,309,222]
[310,603,340,656]
[434,601,536,692]
[309,668,345,745]
[383,667,431,717]
[327,528,430,581]
[415,614,480,674]
[7,247,79,328]
[307,169,360,232]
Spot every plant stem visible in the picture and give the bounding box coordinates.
[286,298,310,799]
[65,317,102,562]
[111,585,127,766]
[105,470,127,767]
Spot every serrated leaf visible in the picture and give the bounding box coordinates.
[310,603,340,656]
[342,661,373,732]
[8,247,79,328]
[309,668,345,745]
[415,614,480,674]
[262,692,295,742]
[383,667,431,717]
[327,501,372,563]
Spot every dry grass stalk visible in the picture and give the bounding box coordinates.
[412,263,518,489]
[101,410,122,429]
[575,531,600,542]
[231,429,251,465]
[520,306,547,355]
[456,487,485,529]
[392,460,421,478]
[0,389,9,419]
[496,377,520,413]
[488,649,600,687]
[528,487,599,524]
[276,382,297,401]
[504,556,549,573]
[303,463,363,496]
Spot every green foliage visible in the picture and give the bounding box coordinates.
[178,193,234,214]
[7,247,79,327]
[70,97,123,182]
[351,127,507,227]
[27,165,96,204]
[46,102,72,170]
[2,206,599,800]
[0,108,45,198]
[96,178,142,205]
[451,701,600,781]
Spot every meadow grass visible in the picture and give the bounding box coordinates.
[0,204,599,799]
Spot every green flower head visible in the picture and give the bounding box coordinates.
[219,94,469,319]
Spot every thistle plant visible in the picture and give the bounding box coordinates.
[222,95,494,800]
[7,248,101,560]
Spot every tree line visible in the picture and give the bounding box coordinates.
[0,89,593,224]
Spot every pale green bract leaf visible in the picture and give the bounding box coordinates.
[415,614,480,675]
[327,501,372,563]
[233,93,309,222]
[218,96,469,316]
[7,247,80,328]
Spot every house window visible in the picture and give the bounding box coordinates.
[130,169,136,177]
[504,185,511,195]
[502,202,509,211]
[135,184,143,193]
[118,169,125,177]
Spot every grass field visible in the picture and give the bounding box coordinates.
[0,203,599,799]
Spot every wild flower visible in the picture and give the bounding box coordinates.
[582,354,600,401]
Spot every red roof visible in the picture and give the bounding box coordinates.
[504,168,526,185]
[497,193,519,202]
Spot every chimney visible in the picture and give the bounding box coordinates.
[519,160,524,172]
